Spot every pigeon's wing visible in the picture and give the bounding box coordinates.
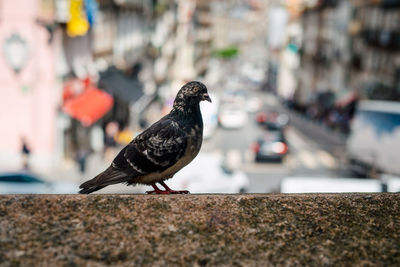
[112,117,188,175]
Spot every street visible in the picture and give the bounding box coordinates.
[201,91,351,193]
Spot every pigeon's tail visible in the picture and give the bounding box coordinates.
[78,166,129,194]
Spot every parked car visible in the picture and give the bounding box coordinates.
[0,172,78,194]
[256,110,289,130]
[219,104,247,129]
[167,153,249,193]
[252,129,288,162]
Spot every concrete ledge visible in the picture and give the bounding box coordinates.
[1,194,399,266]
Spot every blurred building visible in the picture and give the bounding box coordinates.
[0,0,216,174]
[210,0,269,88]
[156,0,214,100]
[273,0,303,100]
[289,0,399,135]
[349,0,400,101]
[296,0,352,107]
[296,0,400,108]
[193,1,213,77]
[0,0,60,171]
[55,0,156,164]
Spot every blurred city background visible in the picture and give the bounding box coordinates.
[1,0,400,194]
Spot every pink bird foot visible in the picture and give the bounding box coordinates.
[146,182,190,194]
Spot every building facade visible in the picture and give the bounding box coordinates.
[296,0,400,107]
[0,0,215,174]
[349,0,400,101]
[0,0,60,171]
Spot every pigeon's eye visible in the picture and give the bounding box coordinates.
[193,87,199,93]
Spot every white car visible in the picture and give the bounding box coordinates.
[167,153,249,193]
[0,172,78,194]
[219,105,247,129]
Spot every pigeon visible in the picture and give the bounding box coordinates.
[79,81,212,194]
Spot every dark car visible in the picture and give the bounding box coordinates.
[0,172,78,194]
[256,110,289,130]
[252,129,288,162]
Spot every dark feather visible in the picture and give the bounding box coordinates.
[121,117,188,174]
[78,81,210,194]
[78,166,130,194]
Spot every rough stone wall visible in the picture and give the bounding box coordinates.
[0,194,399,266]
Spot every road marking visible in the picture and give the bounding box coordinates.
[244,150,254,163]
[286,154,297,169]
[226,149,242,169]
[241,162,289,174]
[298,150,319,169]
[210,149,224,158]
[315,150,337,169]
[286,127,310,149]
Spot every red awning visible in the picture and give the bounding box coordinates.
[63,77,91,102]
[63,88,113,126]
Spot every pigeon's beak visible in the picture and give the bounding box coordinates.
[202,93,212,103]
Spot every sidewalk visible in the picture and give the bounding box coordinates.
[43,149,148,193]
[45,152,110,184]
[282,107,347,155]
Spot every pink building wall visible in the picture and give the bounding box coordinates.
[0,0,59,169]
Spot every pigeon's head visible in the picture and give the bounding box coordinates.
[173,81,211,111]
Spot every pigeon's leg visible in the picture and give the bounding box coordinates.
[159,181,189,194]
[146,184,169,194]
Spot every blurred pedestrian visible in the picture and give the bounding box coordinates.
[20,137,31,170]
[104,121,118,161]
[115,126,133,146]
[139,117,149,129]
[76,148,90,175]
